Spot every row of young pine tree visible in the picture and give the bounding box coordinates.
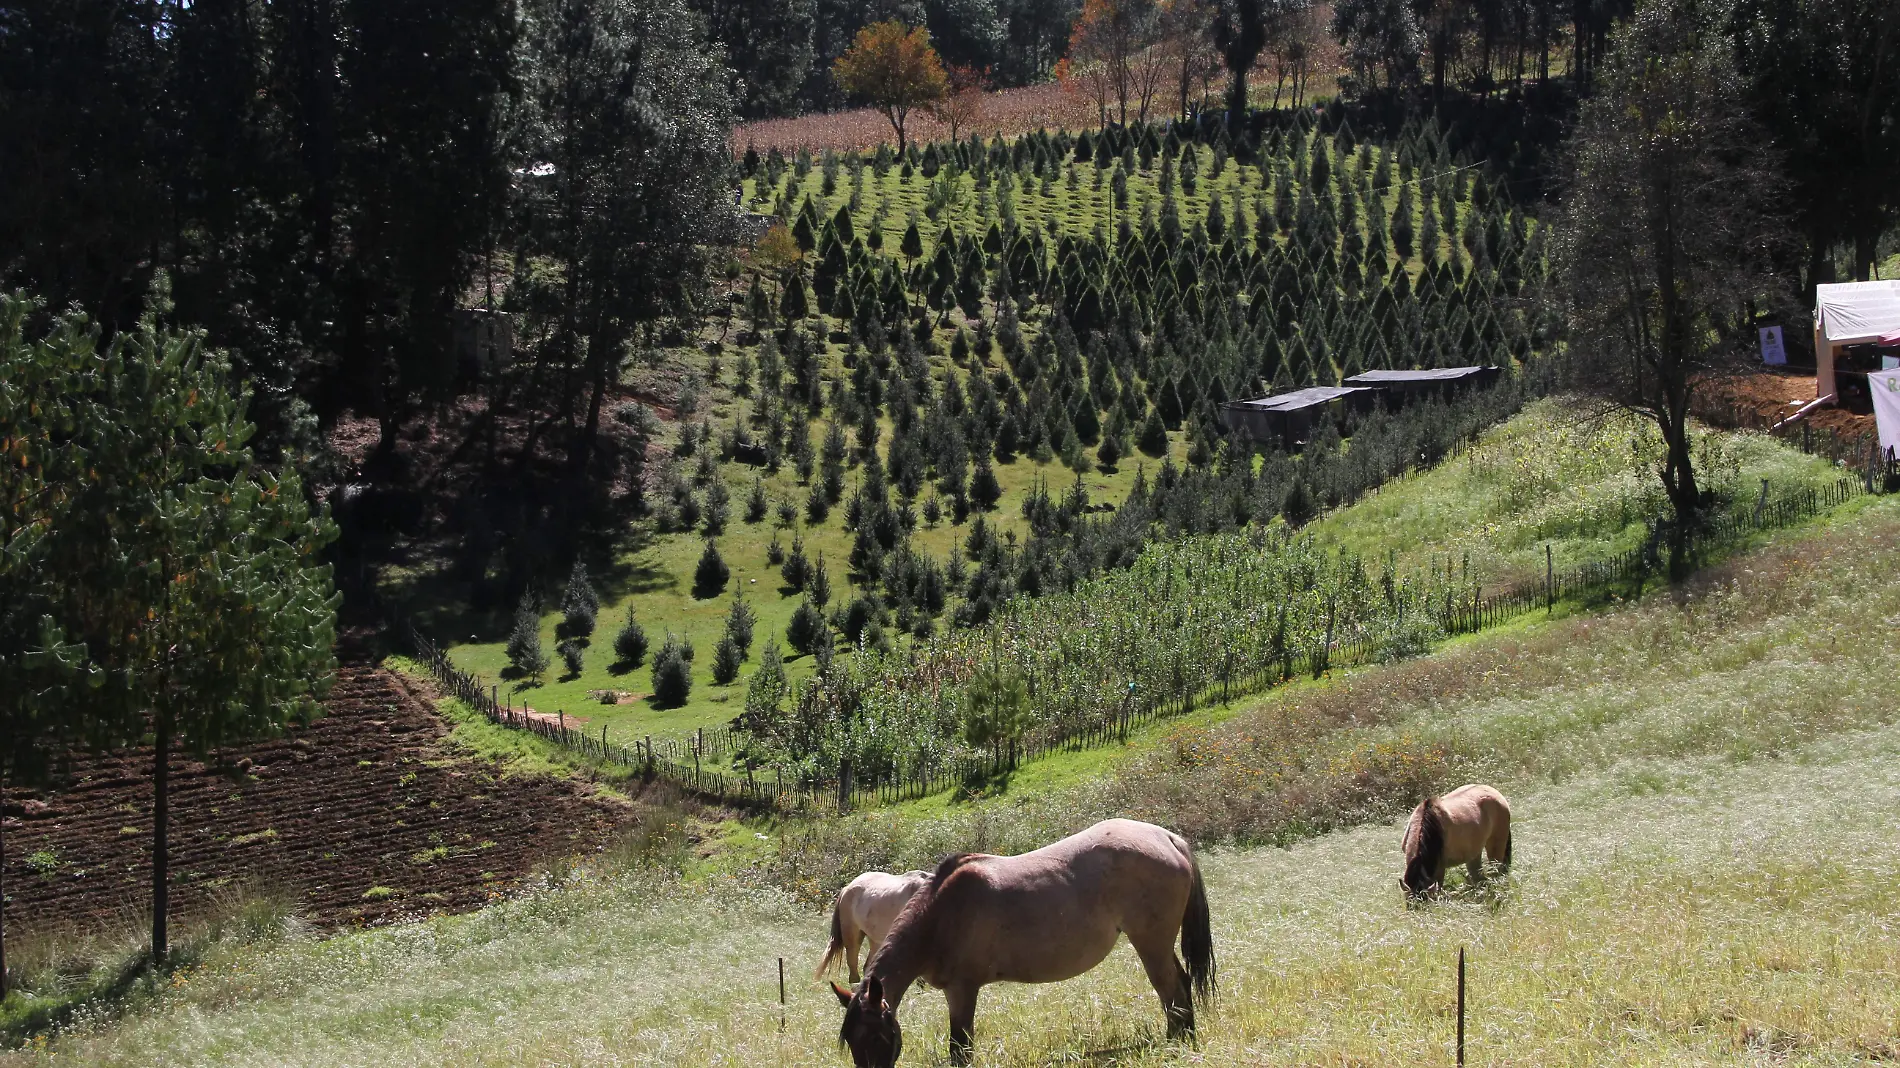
[600,112,1563,678]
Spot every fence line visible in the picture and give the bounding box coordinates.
[405,470,1880,813]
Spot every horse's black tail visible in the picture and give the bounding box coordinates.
[1181,858,1216,1004]
[1500,823,1513,871]
[815,900,845,980]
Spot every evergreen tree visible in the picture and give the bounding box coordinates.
[746,476,769,522]
[786,598,828,655]
[650,633,693,707]
[509,593,550,679]
[809,553,832,606]
[738,639,790,739]
[781,532,812,590]
[968,456,1003,508]
[711,633,743,684]
[693,539,730,598]
[559,560,600,636]
[612,603,650,668]
[1138,406,1170,456]
[725,595,757,657]
[557,637,585,677]
[1,290,337,966]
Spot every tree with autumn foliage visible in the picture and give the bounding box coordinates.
[833,22,950,153]
[932,64,991,142]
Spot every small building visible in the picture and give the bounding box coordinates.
[1343,365,1503,407]
[1217,386,1375,449]
[452,308,514,378]
[1814,281,1900,408]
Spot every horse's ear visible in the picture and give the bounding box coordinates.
[831,980,854,1007]
[865,976,884,1005]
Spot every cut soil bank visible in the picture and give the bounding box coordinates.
[3,666,631,937]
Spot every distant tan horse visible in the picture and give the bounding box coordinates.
[831,818,1215,1067]
[1401,784,1513,899]
[816,870,930,983]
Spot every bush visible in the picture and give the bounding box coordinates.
[786,598,828,655]
[559,561,599,636]
[711,634,743,684]
[506,594,549,679]
[612,606,649,668]
[556,637,584,677]
[693,539,730,598]
[650,634,693,708]
[1374,613,1446,664]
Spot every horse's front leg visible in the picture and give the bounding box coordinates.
[846,931,862,984]
[944,982,980,1065]
[1467,858,1485,884]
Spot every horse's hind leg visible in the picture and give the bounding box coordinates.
[844,926,863,983]
[1132,936,1194,1039]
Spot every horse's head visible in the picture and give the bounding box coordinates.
[833,977,902,1067]
[1399,856,1439,900]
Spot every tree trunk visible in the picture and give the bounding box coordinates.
[1227,65,1248,121]
[152,715,171,967]
[1,773,7,999]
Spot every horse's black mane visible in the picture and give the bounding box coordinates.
[930,852,981,890]
[1403,797,1445,894]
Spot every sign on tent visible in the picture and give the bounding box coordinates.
[1870,369,1900,459]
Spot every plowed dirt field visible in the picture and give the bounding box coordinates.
[4,666,630,938]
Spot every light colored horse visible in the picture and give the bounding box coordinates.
[816,870,930,983]
[1401,783,1513,898]
[831,818,1215,1067]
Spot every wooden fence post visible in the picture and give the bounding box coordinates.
[1545,544,1553,615]
[1457,946,1466,1067]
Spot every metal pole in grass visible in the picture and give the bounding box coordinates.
[779,956,786,1033]
[1545,544,1553,616]
[1457,946,1467,1067]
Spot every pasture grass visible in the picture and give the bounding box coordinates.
[1308,398,1847,587]
[15,499,1900,1064]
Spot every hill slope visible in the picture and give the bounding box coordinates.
[19,497,1899,1065]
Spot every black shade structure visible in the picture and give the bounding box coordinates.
[1343,366,1503,407]
[1217,386,1377,449]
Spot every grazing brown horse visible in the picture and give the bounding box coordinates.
[1401,784,1513,899]
[830,818,1215,1067]
[816,870,930,983]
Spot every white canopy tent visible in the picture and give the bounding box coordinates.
[1813,280,1900,400]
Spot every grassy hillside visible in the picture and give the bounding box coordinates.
[22,496,1900,1065]
[415,116,1553,749]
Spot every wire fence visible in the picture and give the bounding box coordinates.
[405,470,1881,814]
